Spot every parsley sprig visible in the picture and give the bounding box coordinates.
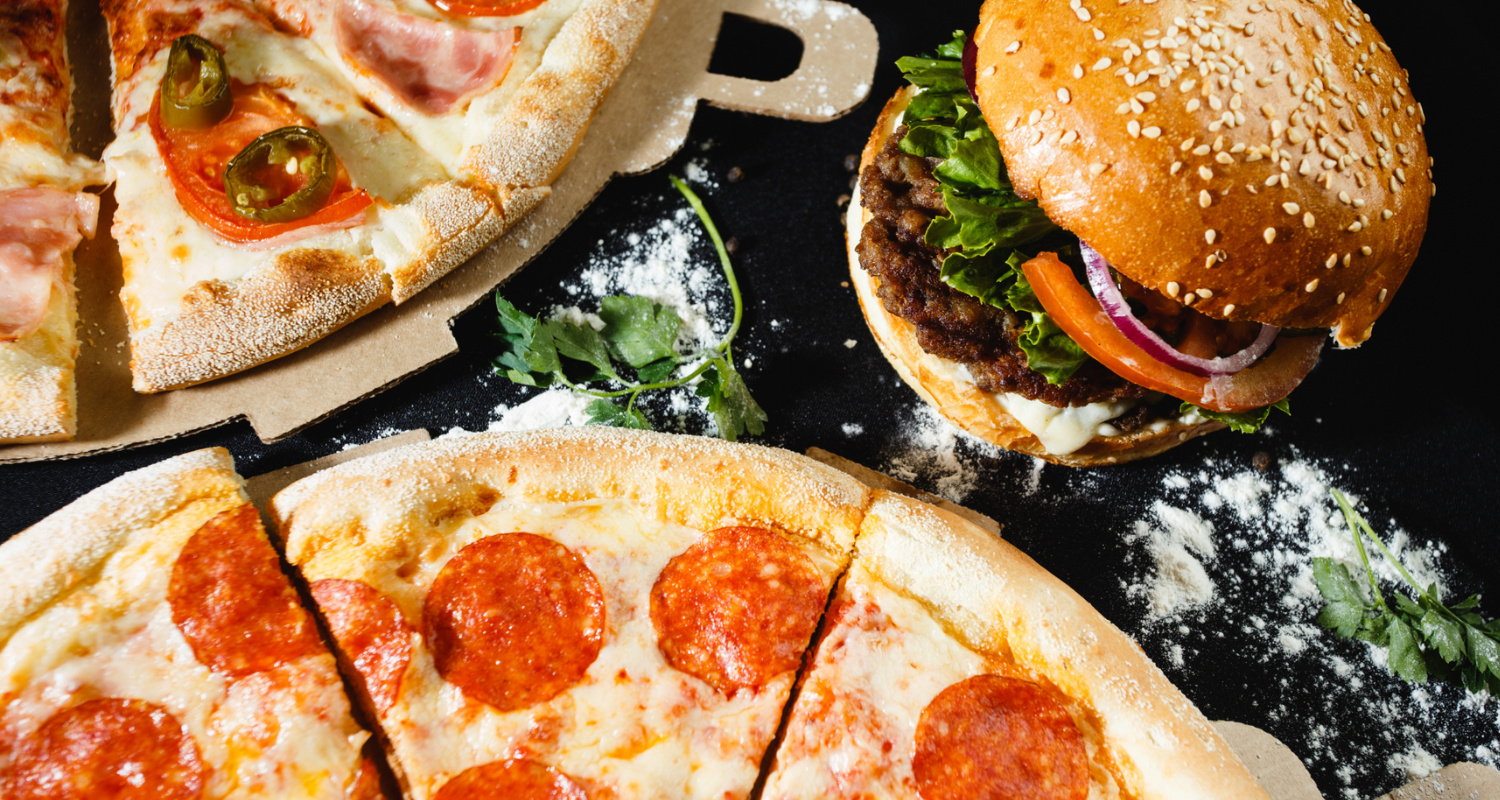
[492,176,766,441]
[1313,489,1500,693]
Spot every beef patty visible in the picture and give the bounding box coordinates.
[855,127,1148,409]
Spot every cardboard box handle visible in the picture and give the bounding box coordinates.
[694,0,877,121]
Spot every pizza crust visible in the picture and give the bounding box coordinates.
[0,251,79,442]
[850,89,1224,466]
[848,492,1271,800]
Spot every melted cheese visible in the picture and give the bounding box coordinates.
[0,508,367,799]
[346,498,841,800]
[763,565,1122,800]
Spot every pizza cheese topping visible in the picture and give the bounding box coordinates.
[311,578,415,714]
[168,503,324,678]
[334,0,520,115]
[432,758,588,800]
[650,526,827,694]
[423,532,607,712]
[5,698,207,800]
[913,675,1089,800]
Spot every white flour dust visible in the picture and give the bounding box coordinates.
[1114,455,1498,797]
[882,404,1005,502]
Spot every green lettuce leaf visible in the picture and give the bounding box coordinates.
[1006,270,1090,384]
[1180,398,1291,434]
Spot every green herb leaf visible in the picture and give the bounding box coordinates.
[696,360,766,442]
[599,295,682,369]
[1318,601,1368,639]
[1386,616,1428,683]
[545,320,619,382]
[636,357,678,384]
[1312,558,1365,606]
[1179,398,1291,434]
[1419,610,1466,664]
[1468,625,1500,676]
[584,399,652,430]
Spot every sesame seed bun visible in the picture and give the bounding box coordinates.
[850,90,1224,467]
[972,0,1430,346]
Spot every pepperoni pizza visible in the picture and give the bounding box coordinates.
[270,427,869,800]
[0,448,382,799]
[0,0,106,443]
[100,0,654,393]
[762,492,1272,800]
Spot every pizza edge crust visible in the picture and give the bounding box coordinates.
[0,446,242,642]
[850,89,1226,467]
[849,492,1273,800]
[460,0,660,192]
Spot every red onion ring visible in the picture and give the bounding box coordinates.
[962,33,978,102]
[1079,240,1278,377]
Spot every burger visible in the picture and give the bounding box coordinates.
[847,0,1431,466]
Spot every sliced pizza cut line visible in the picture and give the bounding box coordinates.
[271,427,870,800]
[102,0,511,393]
[0,447,380,800]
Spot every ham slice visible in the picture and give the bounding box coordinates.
[0,187,98,342]
[335,0,519,115]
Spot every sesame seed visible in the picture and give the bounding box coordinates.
[1180,137,1197,151]
[1076,6,1092,21]
[1058,87,1072,103]
[1382,209,1393,219]
[1073,64,1084,79]
[1379,288,1388,302]
[1193,144,1211,156]
[1130,98,1146,113]
[1094,27,1105,41]
[1343,253,1352,267]
[1197,287,1214,298]
[1090,162,1110,176]
[1094,57,1113,70]
[1337,292,1346,304]
[1348,221,1363,232]
[1282,202,1300,214]
[1224,303,1237,314]
[1305,279,1319,292]
[1361,245,1372,255]
[1215,152,1233,164]
[1183,293,1197,305]
[1143,126,1163,138]
[1031,129,1043,145]
[1198,165,1214,180]
[1206,229,1217,244]
[1338,191,1351,204]
[1006,40,1023,54]
[1028,110,1042,125]
[1264,175,1279,187]
[1390,176,1400,192]
[1128,120,1142,137]
[982,65,997,77]
[1116,102,1133,115]
[1326,254,1338,268]
[1264,227,1276,243]
[1061,130,1079,145]
[1167,281,1181,297]
[1303,212,1315,227]
[1042,108,1056,121]
[1199,190,1213,207]
[1187,98,1202,112]
[1280,174,1289,188]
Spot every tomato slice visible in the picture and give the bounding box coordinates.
[428,0,546,17]
[149,81,371,244]
[1021,252,1320,413]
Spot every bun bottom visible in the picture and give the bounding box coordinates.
[848,90,1223,467]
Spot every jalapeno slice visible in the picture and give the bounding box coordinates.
[160,34,233,130]
[223,126,339,224]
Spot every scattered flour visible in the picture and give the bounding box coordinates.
[486,390,595,432]
[883,404,1004,502]
[841,423,864,436]
[1114,454,1497,797]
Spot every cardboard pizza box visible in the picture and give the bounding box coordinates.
[243,431,1500,800]
[0,0,879,463]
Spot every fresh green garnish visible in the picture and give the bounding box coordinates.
[492,176,766,441]
[896,32,1086,384]
[1312,489,1500,693]
[1179,398,1290,434]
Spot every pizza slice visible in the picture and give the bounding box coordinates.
[102,0,527,392]
[1,0,106,443]
[0,447,383,799]
[254,0,656,198]
[762,491,1271,800]
[269,427,870,800]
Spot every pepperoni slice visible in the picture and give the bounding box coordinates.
[422,533,605,712]
[169,503,323,678]
[311,579,413,713]
[650,526,825,693]
[349,756,386,800]
[432,759,586,800]
[7,698,206,800]
[913,675,1089,800]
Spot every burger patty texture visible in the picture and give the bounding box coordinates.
[856,126,1149,412]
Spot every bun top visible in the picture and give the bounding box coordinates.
[972,0,1430,346]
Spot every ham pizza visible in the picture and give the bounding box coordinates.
[1,0,106,443]
[762,492,1272,800]
[269,427,869,800]
[0,448,382,799]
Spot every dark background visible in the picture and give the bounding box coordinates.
[1,2,1492,797]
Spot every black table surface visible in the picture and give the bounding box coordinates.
[2,2,1494,798]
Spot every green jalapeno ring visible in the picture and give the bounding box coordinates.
[224,126,338,224]
[160,34,233,130]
